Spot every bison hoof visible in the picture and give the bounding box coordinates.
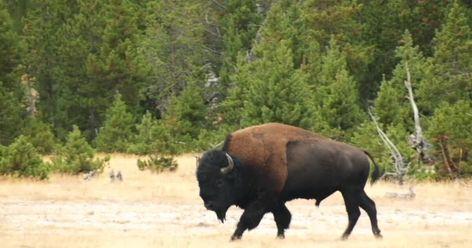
[276,233,285,239]
[230,235,241,241]
[375,233,383,239]
[340,234,349,241]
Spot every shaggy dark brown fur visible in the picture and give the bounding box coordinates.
[197,123,382,241]
[223,123,327,191]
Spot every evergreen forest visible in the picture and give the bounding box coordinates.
[1,0,471,180]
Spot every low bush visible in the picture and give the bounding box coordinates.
[0,135,49,179]
[137,154,177,173]
[52,126,109,174]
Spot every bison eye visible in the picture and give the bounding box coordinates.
[216,179,224,188]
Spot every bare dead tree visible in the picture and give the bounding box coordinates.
[404,62,431,164]
[83,170,97,181]
[246,3,271,62]
[368,108,409,184]
[21,74,39,117]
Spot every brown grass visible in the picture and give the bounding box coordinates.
[0,154,471,248]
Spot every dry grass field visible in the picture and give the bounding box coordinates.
[0,154,471,248]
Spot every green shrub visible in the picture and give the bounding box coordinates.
[137,154,177,173]
[0,135,49,179]
[95,93,134,152]
[128,111,172,155]
[22,119,57,154]
[52,126,109,174]
[0,144,9,174]
[426,101,472,178]
[408,163,440,181]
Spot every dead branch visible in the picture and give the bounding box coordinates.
[368,108,408,184]
[385,186,415,199]
[211,140,224,149]
[210,0,226,10]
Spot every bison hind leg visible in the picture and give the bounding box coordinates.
[272,203,292,239]
[359,190,382,239]
[340,188,362,240]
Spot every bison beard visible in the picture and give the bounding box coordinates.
[196,123,382,241]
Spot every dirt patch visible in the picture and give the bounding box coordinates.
[0,154,471,247]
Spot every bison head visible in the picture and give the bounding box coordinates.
[196,150,248,223]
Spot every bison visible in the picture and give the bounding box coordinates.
[196,123,382,241]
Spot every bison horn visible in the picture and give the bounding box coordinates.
[220,153,234,174]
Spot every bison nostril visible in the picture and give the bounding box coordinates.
[205,201,214,210]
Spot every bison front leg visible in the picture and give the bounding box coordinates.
[272,203,291,239]
[231,201,267,240]
[231,192,276,241]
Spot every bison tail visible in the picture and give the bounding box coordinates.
[364,150,382,184]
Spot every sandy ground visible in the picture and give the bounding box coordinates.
[0,154,471,248]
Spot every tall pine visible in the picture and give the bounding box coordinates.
[231,40,318,130]
[0,1,24,145]
[164,78,209,149]
[95,93,134,152]
[312,38,365,139]
[374,30,427,128]
[418,1,472,112]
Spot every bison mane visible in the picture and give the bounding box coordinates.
[222,123,326,192]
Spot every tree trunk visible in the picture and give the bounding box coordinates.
[404,62,430,163]
[438,136,459,177]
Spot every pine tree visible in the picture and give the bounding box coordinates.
[410,0,451,56]
[128,111,159,154]
[426,101,472,177]
[418,1,472,112]
[128,111,174,154]
[23,0,145,140]
[223,2,325,131]
[85,0,143,105]
[368,30,429,174]
[22,118,56,154]
[0,2,24,145]
[53,125,109,174]
[359,0,412,94]
[136,0,210,117]
[95,93,134,152]
[22,0,80,139]
[231,40,319,130]
[79,0,145,138]
[217,0,262,89]
[165,79,209,149]
[374,30,427,128]
[1,135,49,179]
[257,1,306,65]
[302,0,374,99]
[313,38,365,138]
[0,0,21,89]
[0,84,25,145]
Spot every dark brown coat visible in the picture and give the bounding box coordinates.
[197,123,382,241]
[223,123,326,192]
